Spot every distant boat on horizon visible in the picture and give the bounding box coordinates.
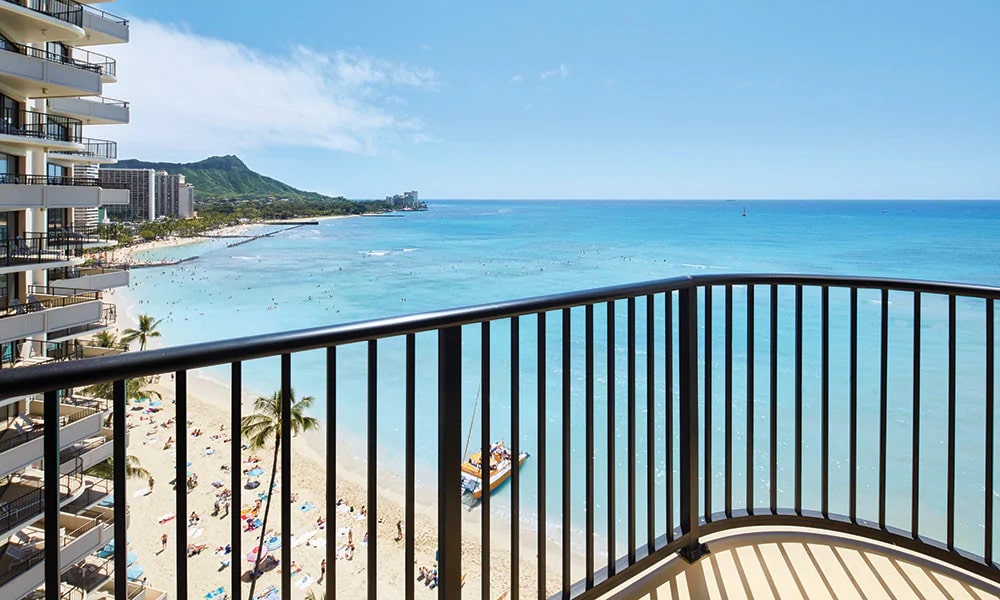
[742,207,747,217]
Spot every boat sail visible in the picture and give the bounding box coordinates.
[460,386,529,503]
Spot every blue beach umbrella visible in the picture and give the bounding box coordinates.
[247,467,264,477]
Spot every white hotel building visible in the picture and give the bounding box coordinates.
[0,1,161,599]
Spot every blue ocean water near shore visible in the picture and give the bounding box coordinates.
[127,200,1000,557]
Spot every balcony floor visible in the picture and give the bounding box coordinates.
[596,528,1000,600]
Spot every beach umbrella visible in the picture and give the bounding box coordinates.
[245,480,260,490]
[265,536,281,551]
[246,546,267,562]
[247,467,264,477]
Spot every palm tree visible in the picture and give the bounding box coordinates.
[92,330,128,350]
[122,314,162,351]
[82,377,162,405]
[87,455,151,480]
[241,390,319,600]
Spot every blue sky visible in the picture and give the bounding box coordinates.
[108,0,1000,199]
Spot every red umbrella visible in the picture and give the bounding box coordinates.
[246,546,268,563]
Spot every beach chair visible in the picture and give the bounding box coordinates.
[10,298,26,315]
[25,294,44,312]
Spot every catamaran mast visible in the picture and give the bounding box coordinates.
[462,383,482,460]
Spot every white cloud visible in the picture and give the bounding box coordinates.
[540,64,570,80]
[511,74,523,83]
[104,19,436,159]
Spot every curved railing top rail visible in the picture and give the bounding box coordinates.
[2,273,1000,397]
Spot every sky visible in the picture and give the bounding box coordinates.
[103,0,1000,200]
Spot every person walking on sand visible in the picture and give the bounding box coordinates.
[160,532,168,554]
[396,520,403,541]
[148,476,154,494]
[318,558,326,584]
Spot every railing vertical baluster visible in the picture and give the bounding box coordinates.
[328,348,338,599]
[987,299,994,567]
[647,294,656,545]
[912,292,921,539]
[537,314,547,598]
[230,363,242,600]
[821,287,830,518]
[849,288,858,524]
[627,297,637,564]
[678,286,704,560]
[481,322,492,600]
[794,285,803,515]
[365,343,377,600]
[879,289,889,530]
[665,292,674,541]
[770,285,778,515]
[725,286,733,519]
[404,338,415,600]
[176,370,188,600]
[703,288,712,523]
[747,285,755,514]
[585,305,595,587]
[43,389,59,600]
[947,295,957,551]
[607,302,617,570]
[113,379,127,600]
[438,327,463,599]
[281,354,293,600]
[511,317,521,600]
[562,308,571,596]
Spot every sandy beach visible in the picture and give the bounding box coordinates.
[105,256,580,599]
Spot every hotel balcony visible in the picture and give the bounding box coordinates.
[0,287,103,345]
[77,4,127,46]
[1,232,83,273]
[0,340,85,372]
[1,274,1000,599]
[0,109,82,151]
[0,398,104,475]
[47,137,116,165]
[0,174,129,210]
[46,97,128,126]
[48,265,128,291]
[0,0,84,44]
[45,301,115,343]
[0,39,102,99]
[0,509,112,600]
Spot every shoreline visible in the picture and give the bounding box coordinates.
[99,215,358,265]
[109,254,580,598]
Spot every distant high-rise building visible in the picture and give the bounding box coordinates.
[155,171,188,218]
[99,168,156,221]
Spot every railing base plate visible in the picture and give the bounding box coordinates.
[678,542,710,564]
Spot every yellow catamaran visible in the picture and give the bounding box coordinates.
[460,386,529,503]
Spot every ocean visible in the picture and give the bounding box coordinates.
[125,200,1000,556]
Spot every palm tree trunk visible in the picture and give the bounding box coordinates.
[246,435,280,600]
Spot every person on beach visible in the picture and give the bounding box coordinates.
[160,532,168,553]
[148,476,154,494]
[318,559,326,583]
[396,520,403,541]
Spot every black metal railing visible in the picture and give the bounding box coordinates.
[1,274,999,600]
[48,137,116,160]
[1,287,99,320]
[0,109,82,143]
[0,0,82,27]
[0,38,100,74]
[0,174,101,186]
[79,1,127,27]
[49,265,127,283]
[0,456,83,536]
[0,403,97,453]
[0,340,84,369]
[68,46,115,78]
[1,233,79,269]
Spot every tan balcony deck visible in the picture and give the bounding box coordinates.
[595,528,1000,600]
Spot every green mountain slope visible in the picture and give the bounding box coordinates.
[108,155,332,201]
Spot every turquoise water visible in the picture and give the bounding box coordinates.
[127,200,1000,556]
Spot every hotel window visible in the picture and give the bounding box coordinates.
[0,94,18,135]
[0,153,18,183]
[48,163,67,185]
